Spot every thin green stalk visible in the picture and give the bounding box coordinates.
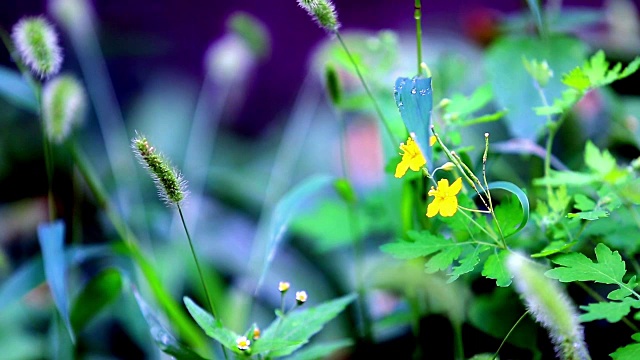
[457,208,502,247]
[492,310,530,360]
[68,141,208,351]
[453,322,464,360]
[335,32,396,147]
[177,204,228,360]
[414,0,424,77]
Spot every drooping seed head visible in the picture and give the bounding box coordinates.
[42,74,86,143]
[508,253,590,360]
[297,0,340,33]
[132,133,188,205]
[11,16,63,78]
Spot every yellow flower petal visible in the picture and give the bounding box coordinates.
[426,197,442,217]
[437,178,450,191]
[439,196,458,217]
[429,135,437,146]
[395,161,409,178]
[449,177,463,195]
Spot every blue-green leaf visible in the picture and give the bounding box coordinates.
[0,65,37,112]
[394,76,433,170]
[134,291,209,360]
[37,220,74,343]
[284,339,353,360]
[0,245,110,310]
[485,36,587,140]
[257,175,335,291]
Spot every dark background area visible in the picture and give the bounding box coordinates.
[1,0,606,135]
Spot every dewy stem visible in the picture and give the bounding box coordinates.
[177,204,228,360]
[335,32,397,147]
[414,0,424,77]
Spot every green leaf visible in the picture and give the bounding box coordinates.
[257,294,356,357]
[612,344,640,360]
[70,268,123,333]
[284,339,353,360]
[579,298,640,323]
[574,194,596,211]
[394,76,433,169]
[562,67,591,91]
[546,243,636,300]
[482,250,512,287]
[584,141,616,176]
[610,276,639,301]
[183,297,240,352]
[257,175,335,290]
[380,231,459,259]
[567,209,609,220]
[134,292,209,360]
[0,65,38,112]
[531,241,576,258]
[487,181,530,237]
[37,221,74,343]
[485,35,587,140]
[447,248,483,283]
[583,50,640,88]
[425,246,462,274]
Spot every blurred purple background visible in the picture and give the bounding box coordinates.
[1,0,606,135]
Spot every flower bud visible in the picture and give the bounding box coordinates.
[42,75,86,143]
[11,16,63,78]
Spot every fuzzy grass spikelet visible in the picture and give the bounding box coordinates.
[42,75,86,143]
[297,0,340,33]
[11,16,63,78]
[132,134,187,205]
[507,253,590,360]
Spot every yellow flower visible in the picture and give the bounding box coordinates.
[395,137,424,178]
[426,178,462,217]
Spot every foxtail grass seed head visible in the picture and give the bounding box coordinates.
[295,290,308,305]
[42,75,86,143]
[297,0,340,33]
[12,16,63,78]
[132,134,187,205]
[508,253,590,360]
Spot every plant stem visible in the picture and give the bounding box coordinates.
[335,32,397,147]
[414,0,424,77]
[177,204,228,360]
[69,141,208,351]
[492,310,530,360]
